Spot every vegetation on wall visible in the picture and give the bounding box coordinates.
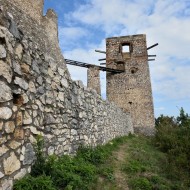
[14,108,190,190]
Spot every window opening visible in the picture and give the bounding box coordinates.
[122,43,130,53]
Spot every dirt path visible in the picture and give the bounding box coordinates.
[112,143,129,190]
[94,143,130,190]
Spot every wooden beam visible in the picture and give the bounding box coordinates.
[148,55,156,57]
[148,59,155,61]
[98,58,106,61]
[147,43,158,50]
[95,50,106,54]
[65,59,124,73]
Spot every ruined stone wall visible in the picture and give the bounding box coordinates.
[87,67,101,95]
[0,1,133,189]
[106,35,155,135]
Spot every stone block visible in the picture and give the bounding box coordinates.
[14,77,28,90]
[0,81,12,102]
[0,44,6,58]
[23,143,35,165]
[14,128,24,140]
[15,44,23,59]
[16,112,23,126]
[3,152,21,175]
[5,121,15,133]
[0,107,12,120]
[23,111,32,125]
[0,145,9,156]
[0,60,12,83]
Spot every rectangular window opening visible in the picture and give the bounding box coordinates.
[122,43,130,53]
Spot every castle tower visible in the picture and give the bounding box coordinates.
[106,34,155,134]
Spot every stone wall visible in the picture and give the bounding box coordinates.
[106,35,155,135]
[0,1,133,189]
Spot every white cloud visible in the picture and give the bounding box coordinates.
[155,107,165,111]
[59,27,88,40]
[58,26,89,48]
[152,61,190,99]
[65,0,156,34]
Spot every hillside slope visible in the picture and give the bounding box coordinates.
[14,133,190,190]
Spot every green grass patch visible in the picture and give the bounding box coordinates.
[122,135,189,190]
[14,136,128,190]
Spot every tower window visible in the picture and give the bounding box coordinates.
[122,43,130,53]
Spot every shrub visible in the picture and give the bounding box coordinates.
[13,175,56,190]
[76,145,109,165]
[31,135,47,177]
[154,108,190,187]
[49,155,97,189]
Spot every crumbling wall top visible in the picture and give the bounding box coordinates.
[0,0,63,69]
[7,0,44,23]
[106,34,146,40]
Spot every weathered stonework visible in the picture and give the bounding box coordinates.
[106,35,155,134]
[87,67,101,95]
[3,152,21,175]
[0,1,133,189]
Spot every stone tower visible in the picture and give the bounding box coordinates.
[87,67,101,95]
[106,34,155,134]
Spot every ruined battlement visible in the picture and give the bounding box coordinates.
[7,0,44,23]
[0,0,60,56]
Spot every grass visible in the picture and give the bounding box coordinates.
[121,135,182,190]
[14,130,190,189]
[91,135,184,190]
[13,136,128,190]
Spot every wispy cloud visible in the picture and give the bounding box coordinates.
[59,26,89,49]
[155,107,165,111]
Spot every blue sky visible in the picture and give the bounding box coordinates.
[44,0,190,117]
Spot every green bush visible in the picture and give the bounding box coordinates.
[30,135,47,177]
[13,175,56,190]
[50,155,97,189]
[154,108,190,187]
[76,145,109,165]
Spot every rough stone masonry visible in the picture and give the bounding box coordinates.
[106,35,155,135]
[0,0,134,189]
